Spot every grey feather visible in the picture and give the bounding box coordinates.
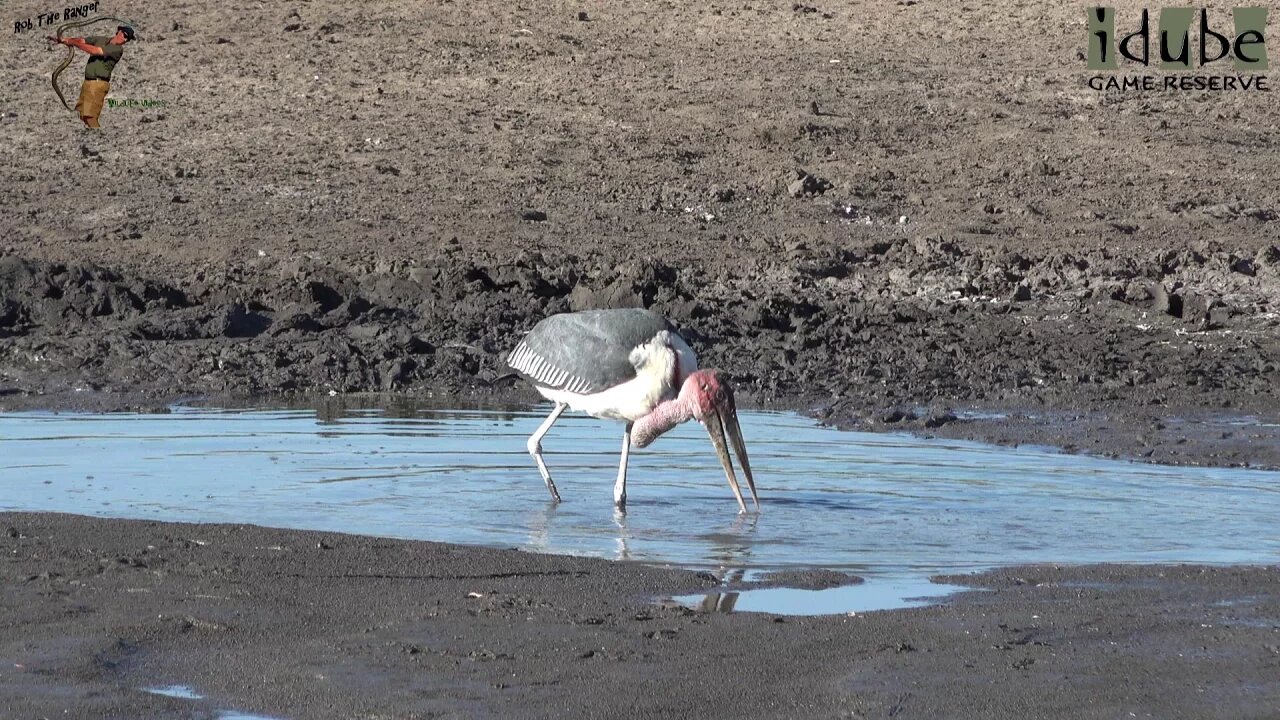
[506,308,678,393]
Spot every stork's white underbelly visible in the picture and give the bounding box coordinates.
[537,375,666,421]
[538,331,698,422]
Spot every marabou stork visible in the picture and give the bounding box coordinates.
[506,308,758,513]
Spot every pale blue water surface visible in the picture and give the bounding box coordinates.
[2,404,1278,601]
[142,685,279,719]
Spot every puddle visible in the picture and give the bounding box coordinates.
[672,577,973,615]
[951,409,1011,421]
[141,684,279,719]
[144,684,202,700]
[3,402,1279,612]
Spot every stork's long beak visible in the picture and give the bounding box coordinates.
[704,386,759,514]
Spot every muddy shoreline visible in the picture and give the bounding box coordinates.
[2,513,1277,719]
[3,247,1280,474]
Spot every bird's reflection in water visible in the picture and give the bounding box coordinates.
[612,507,631,561]
[698,589,738,612]
[696,513,758,613]
[521,501,639,560]
[524,501,562,556]
[521,500,761,576]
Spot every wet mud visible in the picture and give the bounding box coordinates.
[3,513,1277,719]
[3,242,1279,469]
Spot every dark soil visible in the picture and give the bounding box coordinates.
[4,238,1280,468]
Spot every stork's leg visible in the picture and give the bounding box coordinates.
[613,422,634,510]
[527,402,568,502]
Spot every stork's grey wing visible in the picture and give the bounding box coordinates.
[507,309,675,394]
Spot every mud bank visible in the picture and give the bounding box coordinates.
[2,513,1277,719]
[3,244,1279,469]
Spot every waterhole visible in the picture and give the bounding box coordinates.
[3,402,1277,612]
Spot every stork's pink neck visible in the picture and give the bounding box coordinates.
[632,395,694,448]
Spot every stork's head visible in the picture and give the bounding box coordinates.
[680,369,759,513]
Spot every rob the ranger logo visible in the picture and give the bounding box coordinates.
[1087,7,1269,91]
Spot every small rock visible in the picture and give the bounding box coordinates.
[1230,257,1255,276]
[1150,283,1181,317]
[520,210,548,222]
[924,411,957,429]
[880,408,915,424]
[1033,159,1059,176]
[1256,245,1280,269]
[577,11,589,21]
[1202,202,1239,220]
[1012,283,1032,302]
[787,169,834,198]
[1207,304,1230,329]
[1181,292,1211,325]
[1121,280,1152,305]
[407,267,438,286]
[832,204,859,219]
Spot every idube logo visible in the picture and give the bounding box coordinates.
[1086,7,1269,91]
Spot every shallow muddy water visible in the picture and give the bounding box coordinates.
[2,403,1278,611]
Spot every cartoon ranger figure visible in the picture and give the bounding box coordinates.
[47,24,135,128]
